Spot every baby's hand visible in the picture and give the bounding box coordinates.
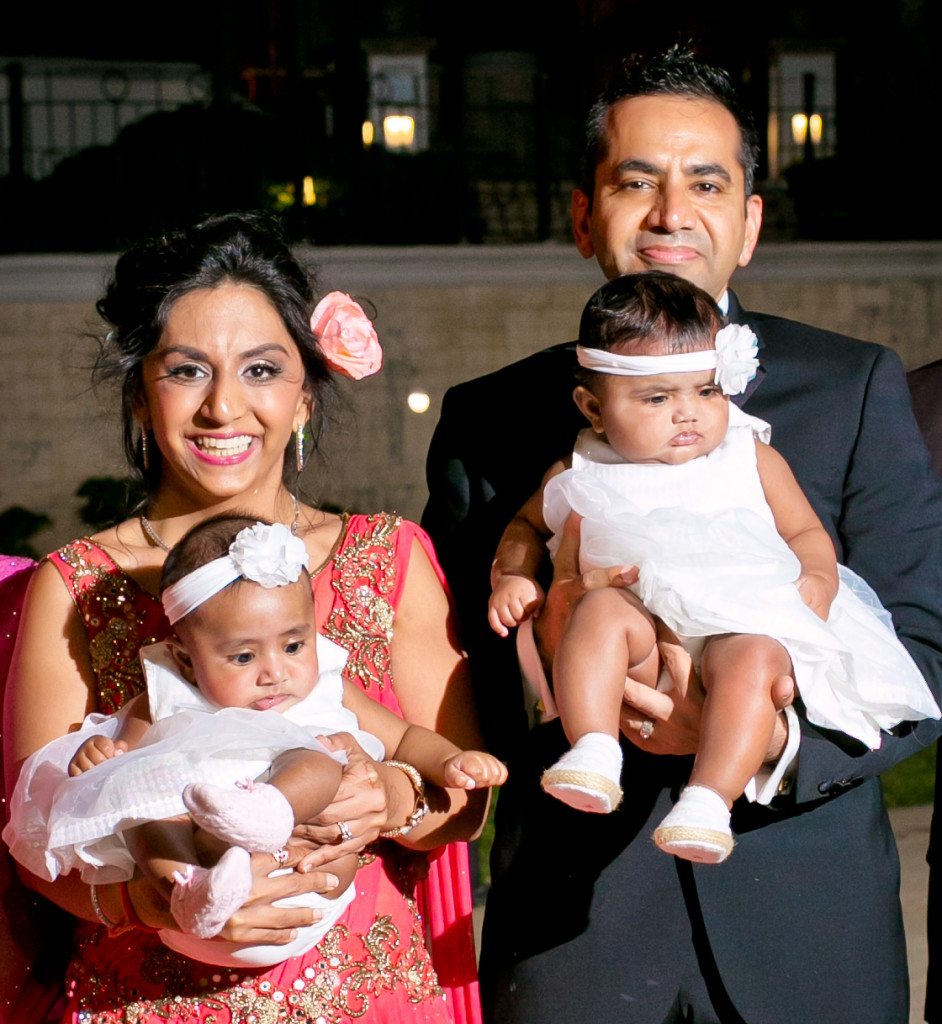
[488,575,545,637]
[795,572,837,621]
[581,564,639,592]
[68,735,128,776]
[443,751,508,790]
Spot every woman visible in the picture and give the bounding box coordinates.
[2,213,486,1024]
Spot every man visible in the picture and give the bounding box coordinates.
[423,47,942,1023]
[908,357,942,1024]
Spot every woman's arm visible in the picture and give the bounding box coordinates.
[383,536,492,847]
[4,560,339,937]
[755,441,839,619]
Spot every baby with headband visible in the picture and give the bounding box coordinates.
[488,271,937,863]
[6,514,506,965]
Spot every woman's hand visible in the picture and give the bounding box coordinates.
[291,733,391,871]
[121,844,340,947]
[212,846,340,946]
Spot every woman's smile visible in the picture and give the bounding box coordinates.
[187,433,258,464]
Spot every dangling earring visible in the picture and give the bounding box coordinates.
[295,423,305,474]
[140,428,150,471]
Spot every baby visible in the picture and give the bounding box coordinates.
[488,271,938,863]
[6,515,506,964]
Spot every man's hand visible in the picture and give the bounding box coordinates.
[619,621,797,763]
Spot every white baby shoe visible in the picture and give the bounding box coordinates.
[541,732,623,813]
[653,785,734,864]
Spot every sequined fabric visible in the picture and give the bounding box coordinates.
[44,517,466,1024]
[49,540,164,713]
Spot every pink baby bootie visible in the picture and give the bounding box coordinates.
[183,778,295,853]
[170,845,253,938]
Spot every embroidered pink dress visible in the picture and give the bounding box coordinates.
[27,514,479,1024]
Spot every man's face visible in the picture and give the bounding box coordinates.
[571,94,762,301]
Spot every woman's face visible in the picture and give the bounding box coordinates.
[137,283,311,510]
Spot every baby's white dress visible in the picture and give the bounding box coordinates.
[542,405,939,749]
[4,633,384,966]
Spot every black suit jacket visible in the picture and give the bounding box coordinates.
[423,292,942,1023]
[908,356,942,1024]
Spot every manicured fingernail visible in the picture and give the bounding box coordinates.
[325,875,339,889]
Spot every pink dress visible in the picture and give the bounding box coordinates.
[2,516,480,1024]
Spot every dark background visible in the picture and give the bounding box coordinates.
[2,0,939,250]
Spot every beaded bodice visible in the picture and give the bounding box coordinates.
[48,540,165,713]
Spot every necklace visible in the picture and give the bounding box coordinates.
[140,514,170,552]
[140,494,301,555]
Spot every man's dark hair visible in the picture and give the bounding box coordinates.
[580,44,760,201]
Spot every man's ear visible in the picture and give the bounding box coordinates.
[573,385,604,433]
[167,635,197,684]
[571,188,596,259]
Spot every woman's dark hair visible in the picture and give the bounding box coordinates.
[94,212,336,493]
[576,271,723,387]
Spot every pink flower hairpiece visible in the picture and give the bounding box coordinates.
[311,291,383,380]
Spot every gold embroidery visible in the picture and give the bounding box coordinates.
[70,899,443,1023]
[323,514,401,691]
[62,521,447,1023]
[55,541,161,713]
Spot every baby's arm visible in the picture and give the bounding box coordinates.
[343,685,507,794]
[488,460,568,637]
[67,693,153,776]
[756,441,839,619]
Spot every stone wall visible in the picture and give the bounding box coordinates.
[1,242,940,553]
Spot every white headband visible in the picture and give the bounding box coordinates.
[577,323,759,396]
[162,521,310,625]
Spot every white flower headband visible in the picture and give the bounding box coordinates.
[577,323,760,396]
[162,522,310,625]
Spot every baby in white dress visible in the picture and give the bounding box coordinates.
[6,515,506,965]
[488,271,938,863]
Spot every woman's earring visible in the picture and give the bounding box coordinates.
[295,424,305,474]
[140,429,150,471]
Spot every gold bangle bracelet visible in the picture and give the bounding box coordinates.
[379,759,429,839]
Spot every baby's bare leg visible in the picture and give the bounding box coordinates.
[126,817,201,900]
[693,633,793,807]
[553,587,659,745]
[267,748,344,825]
[126,817,253,938]
[542,589,659,814]
[653,634,792,864]
[184,748,343,853]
